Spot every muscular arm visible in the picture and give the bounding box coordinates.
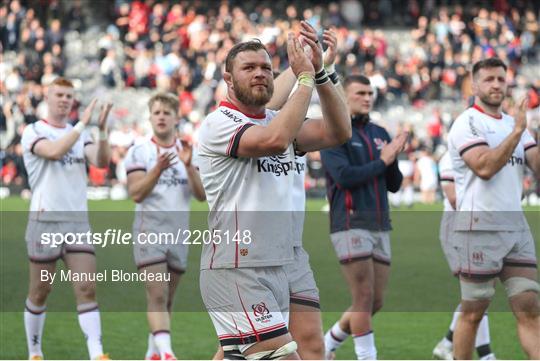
[85,102,113,167]
[525,145,540,179]
[441,182,456,209]
[462,97,531,180]
[295,79,351,152]
[186,165,206,201]
[266,68,296,111]
[126,168,162,203]
[461,130,523,180]
[236,84,313,158]
[85,138,111,168]
[33,130,85,161]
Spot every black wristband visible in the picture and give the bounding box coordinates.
[315,68,327,81]
[315,76,330,85]
[328,71,339,84]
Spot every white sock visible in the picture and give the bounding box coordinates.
[77,303,103,359]
[324,321,350,353]
[153,331,174,358]
[145,333,158,359]
[354,330,377,360]
[475,313,491,347]
[24,299,46,358]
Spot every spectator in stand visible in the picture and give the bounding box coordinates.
[427,108,443,152]
[2,0,539,199]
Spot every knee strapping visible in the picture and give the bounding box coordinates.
[460,280,495,301]
[503,277,540,298]
[245,341,297,360]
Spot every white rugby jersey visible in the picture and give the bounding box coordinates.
[438,151,454,212]
[124,137,191,232]
[448,104,537,231]
[197,101,298,269]
[21,120,93,221]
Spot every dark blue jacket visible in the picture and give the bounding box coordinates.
[320,120,403,233]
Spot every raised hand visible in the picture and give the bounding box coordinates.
[323,28,338,68]
[299,21,323,72]
[178,137,193,167]
[393,131,409,153]
[97,102,113,131]
[155,152,177,173]
[513,96,528,135]
[287,32,315,77]
[380,131,409,166]
[79,98,98,126]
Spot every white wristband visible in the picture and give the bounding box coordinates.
[324,63,336,74]
[73,122,85,134]
[99,130,108,141]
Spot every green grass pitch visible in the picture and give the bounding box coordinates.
[1,197,538,359]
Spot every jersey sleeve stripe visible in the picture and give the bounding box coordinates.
[459,141,488,156]
[227,123,255,158]
[226,125,244,156]
[84,141,94,147]
[30,137,47,154]
[524,142,537,152]
[126,167,147,175]
[290,295,320,309]
[440,176,455,182]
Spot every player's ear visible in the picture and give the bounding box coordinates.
[471,81,479,97]
[223,72,234,90]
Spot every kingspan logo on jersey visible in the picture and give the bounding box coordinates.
[257,153,305,176]
[507,155,524,166]
[157,167,188,186]
[59,149,85,166]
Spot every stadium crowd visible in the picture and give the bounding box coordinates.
[1,0,539,201]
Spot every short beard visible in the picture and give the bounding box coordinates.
[232,78,273,107]
[478,92,504,107]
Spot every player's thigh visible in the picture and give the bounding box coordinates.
[168,270,183,296]
[340,258,375,303]
[63,252,98,298]
[373,261,390,307]
[500,265,538,283]
[28,260,57,291]
[289,302,323,340]
[372,231,391,296]
[64,251,96,274]
[141,262,170,301]
[167,270,183,309]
